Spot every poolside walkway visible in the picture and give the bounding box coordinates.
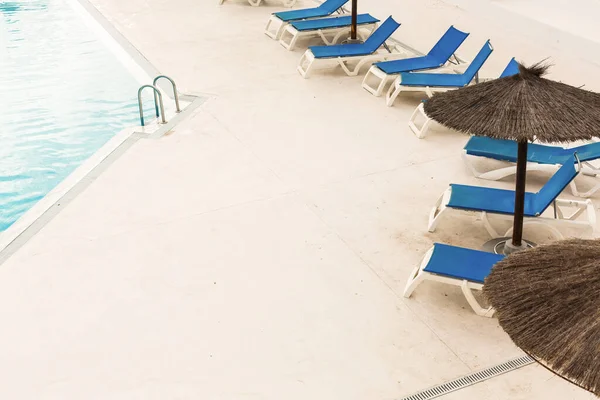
[0,0,597,398]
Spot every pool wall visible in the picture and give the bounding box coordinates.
[0,0,206,260]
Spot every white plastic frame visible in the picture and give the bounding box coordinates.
[362,56,462,97]
[297,43,408,78]
[279,20,378,51]
[403,246,495,317]
[461,151,600,198]
[427,186,597,238]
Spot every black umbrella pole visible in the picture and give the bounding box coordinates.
[511,141,528,247]
[351,0,357,40]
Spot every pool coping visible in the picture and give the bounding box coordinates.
[0,0,208,263]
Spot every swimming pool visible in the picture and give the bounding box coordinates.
[0,0,150,232]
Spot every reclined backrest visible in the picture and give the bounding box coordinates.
[318,0,349,13]
[364,16,401,53]
[426,26,469,64]
[533,153,579,215]
[460,40,494,85]
[500,57,519,78]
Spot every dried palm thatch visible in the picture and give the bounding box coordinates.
[483,238,600,397]
[423,61,600,143]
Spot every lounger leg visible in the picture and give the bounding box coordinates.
[504,221,563,242]
[317,29,336,46]
[582,161,599,177]
[385,78,402,107]
[279,26,299,50]
[587,199,597,233]
[569,179,600,198]
[461,281,495,317]
[428,190,449,233]
[338,58,362,76]
[297,51,315,78]
[331,29,349,45]
[408,103,432,139]
[362,66,389,97]
[339,55,386,77]
[460,152,523,181]
[403,247,435,298]
[265,16,285,40]
[553,199,597,234]
[481,212,502,238]
[248,0,262,6]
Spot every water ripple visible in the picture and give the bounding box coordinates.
[0,0,148,231]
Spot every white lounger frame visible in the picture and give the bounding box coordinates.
[297,43,411,78]
[406,74,501,138]
[279,21,378,51]
[461,151,600,198]
[386,64,472,107]
[265,9,346,40]
[220,0,296,7]
[408,103,433,138]
[403,246,495,317]
[362,55,463,97]
[427,186,597,239]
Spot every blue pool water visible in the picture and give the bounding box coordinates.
[0,0,148,231]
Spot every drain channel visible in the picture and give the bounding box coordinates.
[399,355,535,400]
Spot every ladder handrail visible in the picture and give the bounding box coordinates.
[153,75,181,113]
[137,84,166,127]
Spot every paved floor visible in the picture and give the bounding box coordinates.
[0,0,597,398]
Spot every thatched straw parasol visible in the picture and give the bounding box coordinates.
[483,238,600,396]
[424,61,600,254]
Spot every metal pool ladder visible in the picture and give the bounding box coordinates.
[137,75,181,127]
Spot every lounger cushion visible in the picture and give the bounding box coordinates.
[274,0,347,21]
[401,71,468,87]
[309,16,400,58]
[374,25,469,74]
[448,184,539,216]
[398,40,493,88]
[290,14,379,31]
[375,55,444,74]
[465,136,600,164]
[465,136,566,164]
[448,153,578,216]
[424,243,504,284]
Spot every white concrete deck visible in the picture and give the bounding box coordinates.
[0,0,598,398]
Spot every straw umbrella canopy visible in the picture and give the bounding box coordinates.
[483,238,600,396]
[423,62,600,253]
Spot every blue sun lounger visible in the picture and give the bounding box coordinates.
[408,57,520,138]
[221,0,296,8]
[386,40,493,106]
[279,14,380,51]
[265,0,349,39]
[362,26,469,96]
[463,136,600,197]
[297,16,402,78]
[428,153,596,238]
[404,243,504,316]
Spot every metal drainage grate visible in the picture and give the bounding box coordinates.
[399,355,535,400]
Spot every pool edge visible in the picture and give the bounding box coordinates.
[0,0,209,264]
